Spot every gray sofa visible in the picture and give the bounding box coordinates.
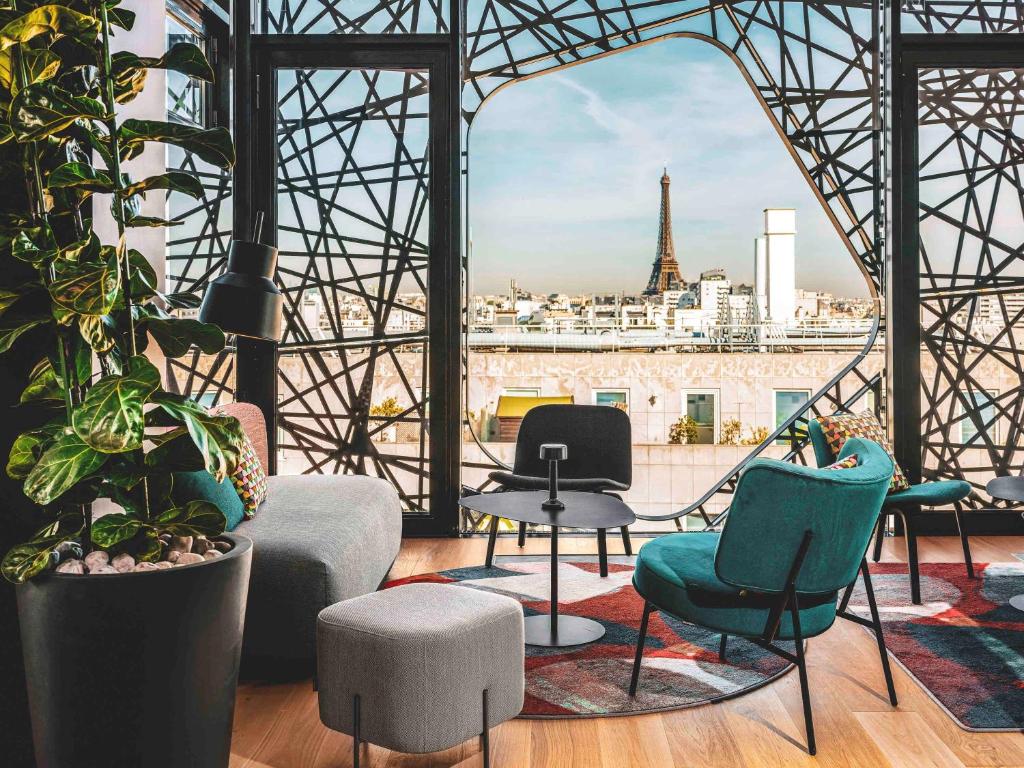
[219,403,403,666]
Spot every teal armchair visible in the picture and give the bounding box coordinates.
[808,418,972,604]
[629,438,896,755]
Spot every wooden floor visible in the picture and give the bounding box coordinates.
[230,535,1024,768]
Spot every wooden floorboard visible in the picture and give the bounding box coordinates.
[230,535,1024,768]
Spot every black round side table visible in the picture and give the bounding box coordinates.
[459,490,636,648]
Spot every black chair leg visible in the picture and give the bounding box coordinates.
[953,505,974,578]
[597,528,609,577]
[872,513,886,562]
[517,521,526,548]
[620,526,633,555]
[629,601,653,697]
[485,515,499,568]
[481,688,491,768]
[860,559,897,706]
[788,595,816,756]
[898,510,922,605]
[718,634,728,661]
[352,694,361,768]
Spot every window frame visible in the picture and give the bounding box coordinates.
[593,388,629,413]
[681,388,720,445]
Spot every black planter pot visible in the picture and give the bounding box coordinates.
[16,534,253,768]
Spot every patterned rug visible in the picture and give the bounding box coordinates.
[847,561,1024,731]
[387,556,793,718]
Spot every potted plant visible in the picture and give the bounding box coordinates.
[0,2,250,765]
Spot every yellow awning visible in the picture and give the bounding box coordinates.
[495,395,573,419]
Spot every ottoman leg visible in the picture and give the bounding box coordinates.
[481,688,491,768]
[353,694,361,768]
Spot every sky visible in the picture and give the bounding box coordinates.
[467,40,870,298]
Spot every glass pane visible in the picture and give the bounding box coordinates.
[774,390,808,445]
[961,390,997,446]
[166,14,206,126]
[275,67,431,514]
[918,67,1024,492]
[686,393,716,444]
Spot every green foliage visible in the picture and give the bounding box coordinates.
[0,1,239,583]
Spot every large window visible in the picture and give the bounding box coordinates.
[683,390,719,445]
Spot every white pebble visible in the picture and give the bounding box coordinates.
[83,551,109,570]
[175,552,204,566]
[56,559,85,575]
[111,553,136,573]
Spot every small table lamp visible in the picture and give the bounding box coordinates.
[199,216,283,341]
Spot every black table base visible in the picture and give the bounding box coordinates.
[523,615,605,647]
[460,491,636,650]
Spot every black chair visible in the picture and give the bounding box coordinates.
[488,403,633,575]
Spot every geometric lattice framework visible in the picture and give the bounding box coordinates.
[917,66,1024,502]
[259,0,887,522]
[164,8,235,407]
[274,68,431,510]
[145,0,1014,520]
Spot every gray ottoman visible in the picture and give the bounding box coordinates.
[317,583,524,767]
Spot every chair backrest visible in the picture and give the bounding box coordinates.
[714,437,892,595]
[512,404,632,486]
[807,417,835,468]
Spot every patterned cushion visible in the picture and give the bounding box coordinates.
[814,411,910,492]
[824,454,859,470]
[230,433,268,516]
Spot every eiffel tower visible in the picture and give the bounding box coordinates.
[643,169,684,295]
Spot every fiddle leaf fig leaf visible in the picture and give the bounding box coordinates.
[13,225,57,265]
[24,430,107,505]
[121,171,203,200]
[0,286,24,317]
[0,5,100,52]
[0,318,46,353]
[127,248,157,300]
[111,44,213,105]
[11,83,108,142]
[119,120,234,169]
[7,422,60,479]
[106,5,135,31]
[145,315,225,357]
[20,359,62,403]
[90,513,143,548]
[49,247,120,315]
[2,535,65,583]
[150,393,245,481]
[79,313,117,352]
[158,500,225,538]
[72,355,160,453]
[0,48,61,95]
[49,161,114,194]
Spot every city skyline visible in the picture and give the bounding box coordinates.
[467,40,870,298]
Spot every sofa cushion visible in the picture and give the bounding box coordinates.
[235,473,403,663]
[173,470,247,531]
[229,432,268,517]
[214,401,269,475]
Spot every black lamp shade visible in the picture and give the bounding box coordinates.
[199,240,283,341]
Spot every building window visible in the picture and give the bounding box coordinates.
[682,390,719,444]
[502,387,541,397]
[961,389,998,445]
[594,389,629,413]
[774,389,810,444]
